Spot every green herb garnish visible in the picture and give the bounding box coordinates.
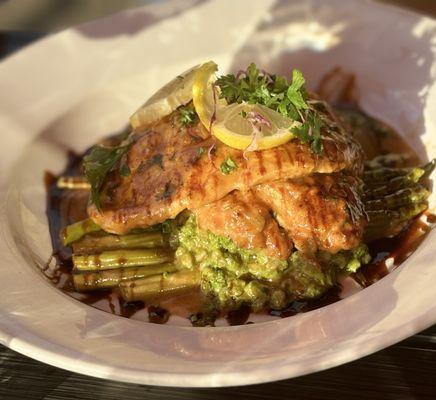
[83,142,131,209]
[149,153,164,169]
[178,103,198,126]
[120,163,131,177]
[197,147,206,157]
[291,111,323,154]
[216,64,323,153]
[220,157,238,174]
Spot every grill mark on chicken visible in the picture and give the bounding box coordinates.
[186,160,204,200]
[241,155,251,188]
[284,143,293,166]
[273,146,282,174]
[317,192,328,229]
[304,189,317,252]
[257,151,266,175]
[302,187,316,253]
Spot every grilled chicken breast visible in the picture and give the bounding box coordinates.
[194,173,365,257]
[89,100,363,236]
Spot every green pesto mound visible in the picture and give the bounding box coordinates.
[174,216,371,311]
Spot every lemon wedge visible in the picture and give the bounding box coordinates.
[130,64,201,131]
[213,103,300,151]
[192,61,298,151]
[192,61,222,128]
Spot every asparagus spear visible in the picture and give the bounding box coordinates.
[73,263,178,291]
[367,202,428,226]
[363,167,409,183]
[364,168,425,199]
[422,158,436,177]
[363,158,433,240]
[363,160,435,185]
[366,209,400,224]
[119,269,201,302]
[365,202,428,241]
[365,186,430,211]
[61,219,101,246]
[57,176,91,190]
[72,231,166,254]
[73,248,173,271]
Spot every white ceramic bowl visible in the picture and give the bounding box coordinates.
[0,0,435,387]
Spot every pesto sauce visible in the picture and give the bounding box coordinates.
[174,216,371,312]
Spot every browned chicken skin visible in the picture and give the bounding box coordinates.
[254,174,366,254]
[194,173,365,257]
[88,99,364,249]
[194,191,292,259]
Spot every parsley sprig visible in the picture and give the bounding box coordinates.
[216,63,324,153]
[83,142,131,209]
[220,157,238,174]
[178,103,198,126]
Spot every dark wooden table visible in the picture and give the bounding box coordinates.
[1,1,436,399]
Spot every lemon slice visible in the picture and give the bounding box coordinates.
[213,103,299,151]
[192,62,298,151]
[130,64,202,131]
[192,61,222,128]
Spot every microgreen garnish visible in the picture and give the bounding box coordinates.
[220,157,238,174]
[83,142,132,210]
[216,63,324,153]
[178,103,198,126]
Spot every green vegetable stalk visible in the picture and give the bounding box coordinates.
[73,248,173,271]
[72,231,166,254]
[73,263,178,291]
[119,269,201,302]
[363,158,434,241]
[61,219,101,246]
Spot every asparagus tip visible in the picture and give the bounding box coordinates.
[423,159,436,177]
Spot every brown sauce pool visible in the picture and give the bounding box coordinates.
[44,107,434,326]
